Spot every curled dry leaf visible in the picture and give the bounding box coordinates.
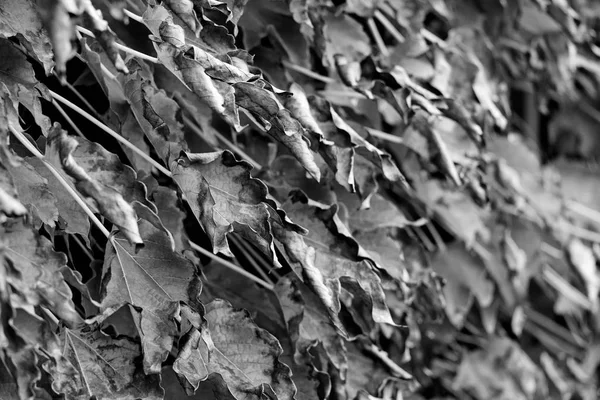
[1,218,82,327]
[234,81,321,180]
[274,193,398,327]
[47,124,143,247]
[51,326,164,399]
[101,209,196,374]
[174,300,296,400]
[275,276,348,376]
[0,0,55,75]
[172,150,282,266]
[0,159,28,219]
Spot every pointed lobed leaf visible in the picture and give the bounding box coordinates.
[2,218,82,327]
[122,64,187,164]
[0,39,51,134]
[3,155,58,226]
[234,82,320,180]
[53,326,164,400]
[101,210,196,373]
[45,124,143,247]
[0,158,29,220]
[0,0,54,74]
[275,276,348,375]
[172,150,281,265]
[274,193,398,328]
[175,300,296,400]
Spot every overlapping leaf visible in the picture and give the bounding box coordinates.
[101,210,196,373]
[174,300,296,400]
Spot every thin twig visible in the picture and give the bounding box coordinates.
[420,28,447,49]
[542,265,592,310]
[50,90,173,177]
[71,234,94,260]
[426,222,446,252]
[566,200,600,227]
[235,234,281,279]
[182,115,262,170]
[123,8,144,23]
[364,127,404,144]
[52,99,85,138]
[230,235,274,285]
[188,240,274,291]
[411,225,435,252]
[373,10,405,43]
[282,60,336,84]
[61,80,102,120]
[563,222,600,243]
[363,342,412,379]
[8,125,111,238]
[76,26,159,64]
[367,18,389,57]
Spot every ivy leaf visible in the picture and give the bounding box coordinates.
[453,337,547,399]
[0,0,55,74]
[151,186,189,252]
[122,65,187,164]
[51,326,164,399]
[309,96,407,188]
[275,276,348,376]
[172,150,281,265]
[0,157,36,221]
[284,83,355,191]
[182,45,257,84]
[274,193,398,328]
[46,125,143,247]
[100,209,196,374]
[3,155,58,226]
[0,39,51,134]
[174,300,296,400]
[431,243,495,327]
[233,82,321,180]
[2,218,82,327]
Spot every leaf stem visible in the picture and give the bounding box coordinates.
[123,9,144,23]
[373,10,405,43]
[60,78,103,120]
[420,28,447,49]
[8,125,111,239]
[182,115,262,170]
[188,240,274,291]
[71,234,95,260]
[51,99,85,138]
[229,235,274,285]
[367,17,389,57]
[281,60,336,84]
[50,90,173,177]
[364,127,404,144]
[75,26,159,64]
[566,200,600,227]
[362,342,412,379]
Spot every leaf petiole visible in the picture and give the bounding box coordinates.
[188,240,274,291]
[75,26,159,64]
[50,90,173,177]
[8,125,111,239]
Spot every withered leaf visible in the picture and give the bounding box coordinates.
[274,193,398,327]
[101,209,196,374]
[172,150,281,266]
[234,82,320,180]
[53,326,164,399]
[0,0,55,74]
[2,218,82,327]
[174,300,296,400]
[46,124,143,247]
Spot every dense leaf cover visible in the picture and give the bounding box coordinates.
[1,0,600,399]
